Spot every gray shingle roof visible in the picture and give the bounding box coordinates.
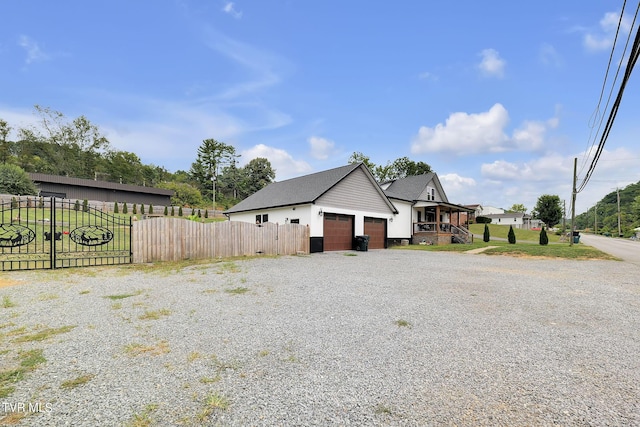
[383,173,436,202]
[29,173,174,196]
[224,163,361,214]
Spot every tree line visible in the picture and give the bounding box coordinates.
[0,106,275,209]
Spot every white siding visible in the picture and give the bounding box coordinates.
[387,199,413,239]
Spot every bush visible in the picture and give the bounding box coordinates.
[11,197,18,208]
[132,204,137,215]
[198,209,202,218]
[204,209,209,219]
[178,206,183,217]
[114,201,119,214]
[508,225,516,244]
[123,202,128,214]
[171,206,175,216]
[483,224,490,242]
[38,197,44,208]
[149,205,154,214]
[74,200,80,211]
[539,228,549,245]
[140,204,145,215]
[82,199,89,212]
[476,216,492,224]
[164,206,168,216]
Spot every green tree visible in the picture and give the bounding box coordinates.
[0,164,37,195]
[140,204,145,215]
[114,201,119,214]
[74,200,80,211]
[157,181,203,207]
[82,199,89,212]
[189,138,239,202]
[508,204,527,213]
[171,206,175,216]
[132,204,137,215]
[178,206,183,217]
[148,204,153,214]
[204,209,209,219]
[508,225,516,244]
[483,224,490,242]
[0,119,12,164]
[240,157,275,199]
[123,202,128,214]
[539,228,549,245]
[532,194,562,229]
[163,206,168,216]
[348,151,378,174]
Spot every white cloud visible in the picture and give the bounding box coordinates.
[418,71,437,81]
[18,35,50,64]
[539,43,563,68]
[241,144,312,180]
[411,104,559,156]
[439,173,477,204]
[411,103,509,155]
[477,48,505,78]
[308,136,335,160]
[222,2,242,19]
[584,11,632,52]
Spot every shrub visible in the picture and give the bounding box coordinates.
[164,206,168,216]
[82,199,89,212]
[123,202,128,214]
[149,205,154,214]
[483,224,490,242]
[508,225,516,244]
[114,201,119,214]
[178,206,183,217]
[74,200,80,211]
[198,209,202,218]
[132,204,137,215]
[11,197,18,208]
[140,204,145,215]
[476,216,492,224]
[204,209,209,219]
[539,228,549,245]
[171,206,175,216]
[38,197,44,208]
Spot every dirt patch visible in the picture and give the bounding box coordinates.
[0,278,21,289]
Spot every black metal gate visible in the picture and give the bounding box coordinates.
[0,197,132,271]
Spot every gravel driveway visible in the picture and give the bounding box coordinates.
[1,250,639,426]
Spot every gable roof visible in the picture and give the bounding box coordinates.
[382,173,448,203]
[29,173,173,196]
[225,163,396,214]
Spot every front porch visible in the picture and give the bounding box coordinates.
[412,204,473,245]
[412,222,472,245]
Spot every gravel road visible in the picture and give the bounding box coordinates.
[1,250,639,426]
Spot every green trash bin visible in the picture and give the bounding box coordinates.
[355,235,369,251]
[572,231,580,244]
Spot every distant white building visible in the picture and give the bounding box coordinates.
[478,206,505,215]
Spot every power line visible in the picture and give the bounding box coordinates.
[577,1,640,193]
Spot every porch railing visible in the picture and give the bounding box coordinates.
[413,222,472,244]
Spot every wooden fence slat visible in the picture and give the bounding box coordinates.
[132,220,309,263]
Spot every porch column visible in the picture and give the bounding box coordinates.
[436,205,441,230]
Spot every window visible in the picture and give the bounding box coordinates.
[255,215,261,224]
[290,219,299,224]
[262,214,269,223]
[431,188,435,200]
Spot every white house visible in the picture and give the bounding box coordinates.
[224,163,473,252]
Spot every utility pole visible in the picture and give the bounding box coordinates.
[570,158,577,246]
[562,200,566,234]
[617,187,622,237]
[594,203,598,235]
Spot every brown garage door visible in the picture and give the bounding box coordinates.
[323,213,354,251]
[364,217,386,249]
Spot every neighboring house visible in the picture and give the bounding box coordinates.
[224,163,474,251]
[478,205,505,216]
[29,173,173,206]
[381,174,474,245]
[451,204,481,227]
[224,163,398,252]
[483,212,539,229]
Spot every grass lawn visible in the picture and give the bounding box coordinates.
[394,224,617,261]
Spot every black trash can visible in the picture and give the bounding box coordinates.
[355,235,369,251]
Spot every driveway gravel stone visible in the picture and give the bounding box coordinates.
[0,250,638,426]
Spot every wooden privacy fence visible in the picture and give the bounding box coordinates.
[132,219,310,263]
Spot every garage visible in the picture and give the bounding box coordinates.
[323,213,354,251]
[364,217,386,249]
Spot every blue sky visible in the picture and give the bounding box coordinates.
[1,1,639,214]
